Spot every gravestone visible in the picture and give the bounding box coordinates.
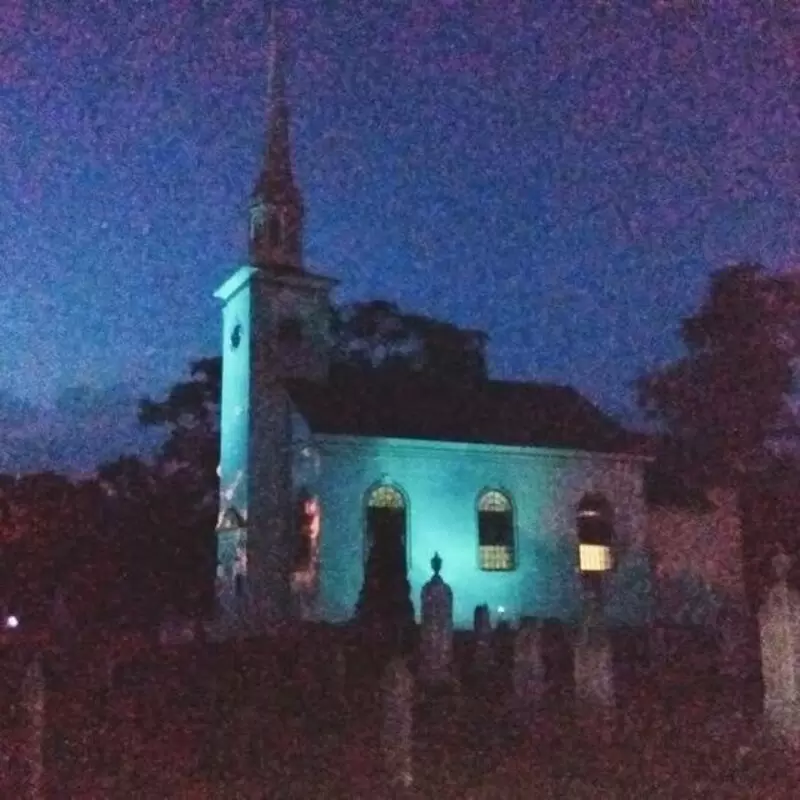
[420,553,454,687]
[473,604,494,676]
[512,617,544,711]
[381,656,414,790]
[759,549,800,747]
[22,655,45,799]
[574,605,615,710]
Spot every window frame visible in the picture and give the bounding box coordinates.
[575,492,615,589]
[363,482,410,568]
[476,487,517,572]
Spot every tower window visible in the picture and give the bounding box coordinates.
[230,323,243,351]
[478,490,515,571]
[249,201,266,240]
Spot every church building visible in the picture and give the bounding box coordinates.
[212,12,747,642]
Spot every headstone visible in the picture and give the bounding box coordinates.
[381,657,414,790]
[574,606,615,710]
[512,617,544,711]
[473,604,494,676]
[758,548,800,747]
[419,553,454,686]
[22,655,45,799]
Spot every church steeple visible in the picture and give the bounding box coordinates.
[249,2,304,270]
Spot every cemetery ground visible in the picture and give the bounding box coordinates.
[1,625,798,798]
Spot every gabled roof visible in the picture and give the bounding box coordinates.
[287,373,647,455]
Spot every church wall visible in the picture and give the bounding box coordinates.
[310,435,653,630]
[217,268,253,520]
[215,267,308,626]
[214,268,254,620]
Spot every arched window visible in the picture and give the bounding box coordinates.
[365,484,406,564]
[576,493,614,596]
[478,489,516,571]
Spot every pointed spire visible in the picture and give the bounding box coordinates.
[250,1,304,270]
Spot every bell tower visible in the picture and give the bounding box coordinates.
[213,2,335,634]
[249,6,304,270]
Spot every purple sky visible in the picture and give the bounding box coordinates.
[1,1,798,471]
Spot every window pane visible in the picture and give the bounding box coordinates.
[479,545,514,571]
[365,504,407,563]
[577,517,613,546]
[367,507,405,539]
[368,485,405,509]
[478,510,511,546]
[579,543,612,572]
[478,490,511,513]
[477,490,515,571]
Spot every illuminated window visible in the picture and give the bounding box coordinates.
[368,485,405,510]
[579,543,613,572]
[365,484,407,564]
[576,494,614,597]
[478,490,515,571]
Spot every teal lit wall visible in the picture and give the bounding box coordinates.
[310,435,654,630]
[216,267,256,530]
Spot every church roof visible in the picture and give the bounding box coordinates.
[287,374,648,455]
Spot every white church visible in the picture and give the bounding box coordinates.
[211,12,747,641]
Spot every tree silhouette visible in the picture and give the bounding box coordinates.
[637,263,800,487]
[332,299,488,385]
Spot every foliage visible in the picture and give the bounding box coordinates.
[0,472,123,627]
[637,263,800,486]
[0,472,75,622]
[332,300,488,384]
[139,355,220,487]
[136,356,222,621]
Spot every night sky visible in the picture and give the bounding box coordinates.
[1,1,798,472]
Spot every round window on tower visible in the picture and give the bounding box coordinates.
[230,323,243,351]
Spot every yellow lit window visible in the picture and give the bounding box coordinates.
[479,545,514,571]
[579,543,612,572]
[478,490,515,571]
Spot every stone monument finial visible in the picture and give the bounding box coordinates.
[773,546,792,583]
[431,552,442,576]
